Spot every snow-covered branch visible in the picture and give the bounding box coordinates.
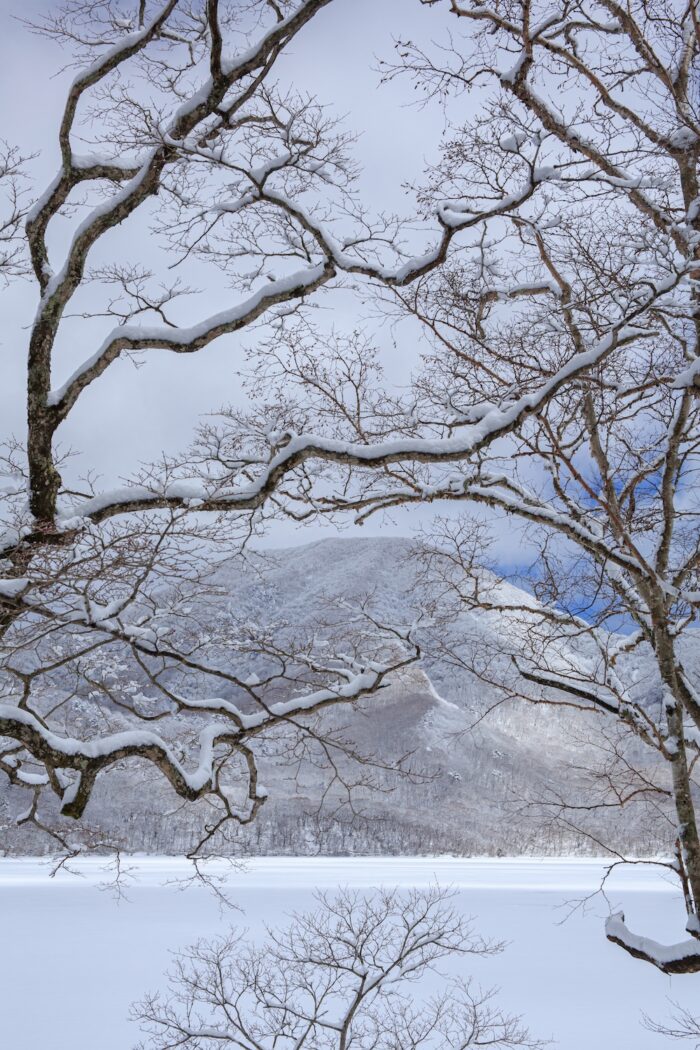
[606,913,700,975]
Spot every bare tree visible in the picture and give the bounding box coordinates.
[0,0,469,855]
[204,0,700,971]
[412,513,700,973]
[393,0,700,975]
[645,1002,700,1044]
[133,885,544,1050]
[0,142,28,281]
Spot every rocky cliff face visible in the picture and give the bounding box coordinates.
[0,537,677,857]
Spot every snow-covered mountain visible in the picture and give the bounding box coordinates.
[0,537,671,856]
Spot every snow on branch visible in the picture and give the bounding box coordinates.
[606,913,700,975]
[0,634,415,824]
[48,261,335,418]
[67,316,656,526]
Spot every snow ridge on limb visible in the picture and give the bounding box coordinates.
[64,313,655,526]
[0,625,417,827]
[24,0,180,289]
[606,913,700,975]
[25,0,334,296]
[47,262,335,419]
[24,0,339,524]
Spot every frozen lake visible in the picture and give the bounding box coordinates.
[0,856,696,1049]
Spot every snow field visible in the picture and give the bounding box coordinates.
[0,856,695,1050]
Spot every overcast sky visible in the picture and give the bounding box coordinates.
[0,0,526,558]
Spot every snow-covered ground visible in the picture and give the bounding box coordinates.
[0,856,696,1049]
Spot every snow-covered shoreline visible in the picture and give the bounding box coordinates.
[0,853,681,891]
